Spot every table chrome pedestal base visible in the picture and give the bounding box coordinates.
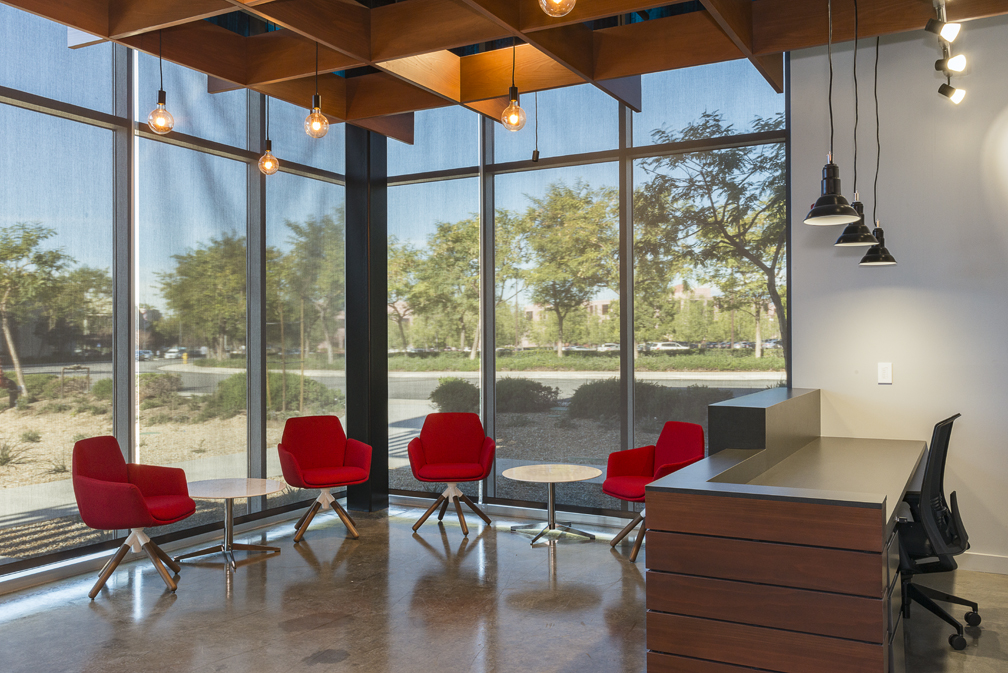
[174,497,280,570]
[509,483,596,545]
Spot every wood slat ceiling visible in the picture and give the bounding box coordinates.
[6,0,1008,144]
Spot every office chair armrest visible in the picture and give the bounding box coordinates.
[73,475,150,529]
[654,455,704,481]
[903,490,922,521]
[407,437,426,480]
[948,490,969,550]
[607,445,654,478]
[277,444,306,488]
[127,463,189,497]
[478,436,495,478]
[345,438,372,475]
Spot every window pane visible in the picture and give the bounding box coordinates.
[388,178,480,495]
[633,60,785,147]
[136,140,247,533]
[0,107,114,567]
[632,144,787,459]
[265,173,347,508]
[139,53,247,148]
[493,163,619,510]
[0,5,113,113]
[267,97,345,174]
[388,106,478,176]
[494,84,618,163]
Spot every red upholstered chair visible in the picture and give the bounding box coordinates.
[408,413,494,536]
[72,436,195,599]
[278,415,372,542]
[604,421,705,562]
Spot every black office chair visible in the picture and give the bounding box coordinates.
[898,413,981,651]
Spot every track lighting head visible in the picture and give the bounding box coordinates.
[805,156,861,225]
[935,53,967,74]
[835,199,879,247]
[859,224,897,265]
[939,82,966,104]
[926,18,961,43]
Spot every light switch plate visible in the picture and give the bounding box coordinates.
[878,362,893,385]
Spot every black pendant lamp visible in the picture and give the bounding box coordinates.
[835,0,877,247]
[861,36,896,267]
[805,0,859,226]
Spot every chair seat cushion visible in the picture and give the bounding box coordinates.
[146,495,196,524]
[416,462,485,482]
[301,466,369,488]
[602,476,651,502]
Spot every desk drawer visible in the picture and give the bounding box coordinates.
[647,612,884,673]
[887,530,900,590]
[647,571,884,643]
[647,531,886,598]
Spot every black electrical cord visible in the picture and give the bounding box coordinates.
[533,91,539,161]
[873,36,880,227]
[266,95,270,140]
[828,0,834,157]
[159,30,163,90]
[853,0,859,194]
[315,42,319,97]
[512,37,516,88]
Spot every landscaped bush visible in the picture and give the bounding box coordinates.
[91,378,113,401]
[429,377,479,414]
[567,378,734,426]
[201,372,346,420]
[496,377,559,413]
[139,373,183,401]
[566,379,619,420]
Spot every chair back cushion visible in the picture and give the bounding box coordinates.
[654,421,705,475]
[419,413,485,465]
[72,436,127,483]
[281,415,348,470]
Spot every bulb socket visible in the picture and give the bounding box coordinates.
[532,149,540,163]
[265,139,272,152]
[819,161,843,197]
[157,89,166,105]
[509,86,519,104]
[312,93,321,110]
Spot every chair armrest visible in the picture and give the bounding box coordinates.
[345,438,372,476]
[73,475,149,530]
[127,463,189,498]
[278,444,306,488]
[606,445,655,479]
[478,436,495,479]
[407,437,425,480]
[654,455,704,481]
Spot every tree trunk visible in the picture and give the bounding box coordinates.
[555,311,565,358]
[317,306,334,364]
[397,317,408,350]
[299,298,305,414]
[469,318,479,360]
[730,309,736,348]
[754,302,762,359]
[514,291,520,348]
[766,275,788,371]
[279,302,287,413]
[1,310,26,393]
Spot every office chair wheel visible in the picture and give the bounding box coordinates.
[965,611,982,627]
[949,634,967,650]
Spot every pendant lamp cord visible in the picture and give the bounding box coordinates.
[266,96,270,140]
[158,30,164,91]
[534,91,539,151]
[315,41,319,97]
[873,36,880,228]
[828,0,834,157]
[512,38,516,88]
[852,0,858,194]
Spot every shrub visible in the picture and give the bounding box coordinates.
[0,440,30,466]
[91,378,114,401]
[496,377,559,413]
[567,379,619,420]
[567,378,734,426]
[20,430,40,443]
[201,372,346,420]
[139,373,183,401]
[429,377,479,414]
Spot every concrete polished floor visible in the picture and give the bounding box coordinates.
[0,505,1005,673]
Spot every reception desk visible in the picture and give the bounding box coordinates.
[644,388,924,673]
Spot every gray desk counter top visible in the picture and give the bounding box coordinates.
[648,436,926,527]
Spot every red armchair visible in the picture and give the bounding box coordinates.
[408,413,494,536]
[72,436,195,599]
[278,415,371,542]
[603,421,705,562]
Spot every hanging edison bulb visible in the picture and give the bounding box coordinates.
[305,94,329,138]
[147,89,174,135]
[501,86,526,132]
[258,139,279,175]
[539,0,576,18]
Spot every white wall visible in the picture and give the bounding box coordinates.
[791,15,1008,572]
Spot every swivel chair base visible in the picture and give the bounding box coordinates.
[412,483,491,536]
[90,528,179,599]
[294,489,358,543]
[610,508,646,563]
[902,575,981,650]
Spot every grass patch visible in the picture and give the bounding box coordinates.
[384,350,784,373]
[0,440,31,466]
[20,430,41,443]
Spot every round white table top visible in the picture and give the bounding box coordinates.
[187,478,284,500]
[502,464,602,484]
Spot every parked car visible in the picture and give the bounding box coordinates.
[651,341,690,352]
[135,349,153,361]
[164,346,187,360]
[562,345,594,353]
[597,343,620,353]
[732,341,753,349]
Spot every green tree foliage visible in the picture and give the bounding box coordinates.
[158,232,246,360]
[523,182,618,356]
[0,223,71,391]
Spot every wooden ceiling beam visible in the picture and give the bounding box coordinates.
[379,51,462,101]
[239,0,371,63]
[518,0,688,33]
[344,72,450,120]
[0,0,109,36]
[247,30,361,86]
[354,112,416,145]
[459,42,581,102]
[699,0,783,92]
[371,0,509,62]
[253,72,348,119]
[119,19,247,85]
[108,0,233,39]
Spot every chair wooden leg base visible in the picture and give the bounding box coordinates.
[629,515,647,563]
[143,542,177,592]
[413,495,446,532]
[453,496,469,536]
[148,540,181,574]
[89,529,182,599]
[460,494,492,525]
[89,543,131,600]
[333,500,359,539]
[436,497,450,521]
[294,501,322,543]
[611,511,644,548]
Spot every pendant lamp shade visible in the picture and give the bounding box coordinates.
[805,159,860,225]
[835,200,878,246]
[859,226,897,265]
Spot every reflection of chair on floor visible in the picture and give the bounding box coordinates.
[72,436,195,599]
[408,413,494,536]
[409,525,497,626]
[293,537,360,580]
[278,415,372,543]
[604,421,704,562]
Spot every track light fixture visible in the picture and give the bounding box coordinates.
[501,40,526,132]
[147,31,174,135]
[539,0,576,18]
[939,81,966,104]
[304,42,329,139]
[861,37,896,267]
[926,18,961,43]
[805,0,859,226]
[259,97,279,176]
[935,52,966,74]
